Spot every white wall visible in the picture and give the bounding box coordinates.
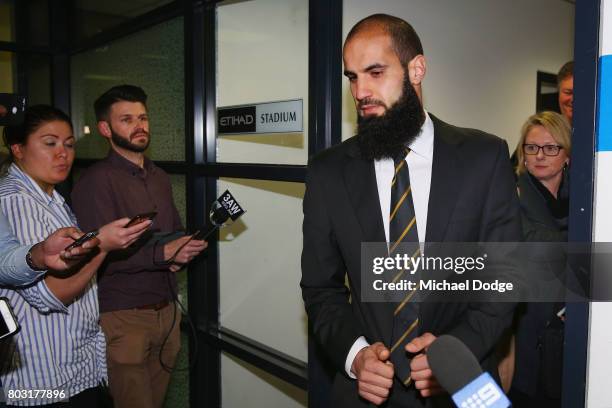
[342,0,575,152]
[586,1,612,406]
[216,0,309,406]
[587,153,612,407]
[217,0,308,165]
[221,353,307,408]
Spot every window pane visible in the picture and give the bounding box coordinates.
[0,1,48,45]
[218,178,307,361]
[170,174,186,227]
[27,0,49,46]
[71,17,185,161]
[216,0,309,165]
[26,54,51,106]
[169,174,188,308]
[222,352,307,408]
[0,51,16,156]
[74,0,174,41]
[0,52,15,94]
[0,1,14,42]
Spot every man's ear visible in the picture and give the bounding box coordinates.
[97,121,112,139]
[407,55,427,86]
[10,144,23,160]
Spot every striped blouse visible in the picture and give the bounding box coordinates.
[0,164,106,406]
[0,211,44,287]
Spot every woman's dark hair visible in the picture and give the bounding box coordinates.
[2,104,73,165]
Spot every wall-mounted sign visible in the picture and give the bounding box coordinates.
[217,99,303,135]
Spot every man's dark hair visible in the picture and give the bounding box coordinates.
[94,85,147,121]
[345,14,424,66]
[557,61,574,85]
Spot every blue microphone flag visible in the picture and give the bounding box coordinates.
[452,372,510,408]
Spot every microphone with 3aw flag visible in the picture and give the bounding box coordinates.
[193,190,246,240]
[427,335,511,408]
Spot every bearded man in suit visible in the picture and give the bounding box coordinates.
[301,13,522,407]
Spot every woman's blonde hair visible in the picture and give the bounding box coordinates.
[515,111,571,175]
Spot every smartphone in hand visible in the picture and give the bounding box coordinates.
[64,230,99,251]
[0,298,19,340]
[125,212,157,227]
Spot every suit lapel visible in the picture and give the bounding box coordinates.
[343,145,386,243]
[343,141,393,343]
[425,115,463,243]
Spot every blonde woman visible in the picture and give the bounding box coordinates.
[510,111,571,407]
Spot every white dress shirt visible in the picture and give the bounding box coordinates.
[345,112,434,377]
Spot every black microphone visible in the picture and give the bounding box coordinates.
[192,190,246,240]
[165,190,245,264]
[428,335,511,407]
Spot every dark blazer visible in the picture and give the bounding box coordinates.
[517,171,567,243]
[301,114,522,407]
[511,172,566,400]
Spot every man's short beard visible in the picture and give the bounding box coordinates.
[110,126,150,153]
[356,74,425,161]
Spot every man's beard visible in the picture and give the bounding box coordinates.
[357,75,425,160]
[110,126,150,153]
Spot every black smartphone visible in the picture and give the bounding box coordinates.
[0,93,26,126]
[0,298,19,340]
[64,230,99,251]
[125,211,157,227]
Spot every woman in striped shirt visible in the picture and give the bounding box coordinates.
[0,105,151,407]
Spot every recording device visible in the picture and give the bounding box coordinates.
[126,211,157,227]
[192,190,246,241]
[64,230,99,251]
[0,298,19,340]
[427,335,511,408]
[0,94,26,126]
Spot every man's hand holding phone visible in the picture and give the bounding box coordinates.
[125,212,157,227]
[163,234,207,270]
[97,217,152,252]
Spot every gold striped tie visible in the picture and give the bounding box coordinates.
[388,147,420,387]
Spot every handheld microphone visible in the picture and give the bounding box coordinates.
[192,190,246,240]
[428,335,511,408]
[164,190,245,264]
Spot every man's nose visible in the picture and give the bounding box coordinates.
[353,79,372,101]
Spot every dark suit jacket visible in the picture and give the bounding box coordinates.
[301,114,522,407]
[512,171,566,399]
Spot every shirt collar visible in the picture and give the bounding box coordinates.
[106,148,153,174]
[9,163,66,206]
[408,111,434,161]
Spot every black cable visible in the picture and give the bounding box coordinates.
[153,225,217,266]
[155,227,217,372]
[157,264,198,373]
